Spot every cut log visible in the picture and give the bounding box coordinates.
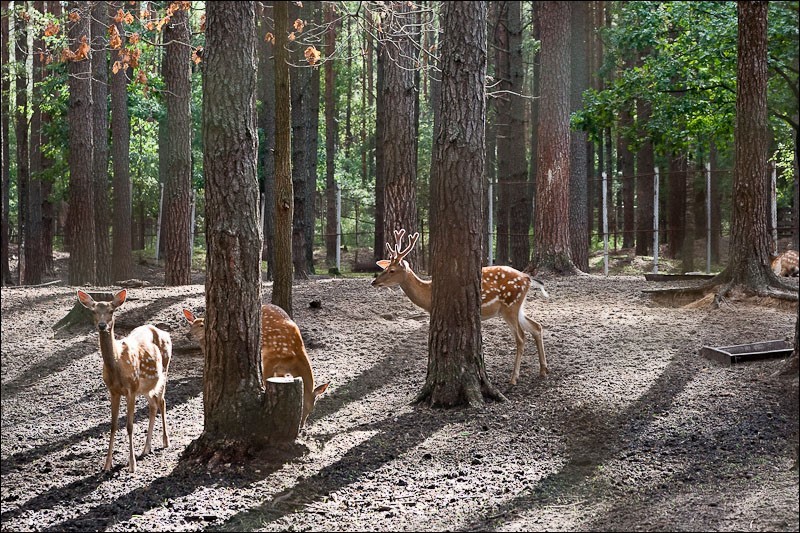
[264,375,304,442]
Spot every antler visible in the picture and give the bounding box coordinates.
[385,228,419,262]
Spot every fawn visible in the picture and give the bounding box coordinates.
[183,304,328,426]
[77,289,172,473]
[372,229,549,385]
[771,249,799,277]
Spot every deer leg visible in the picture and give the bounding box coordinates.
[502,308,526,385]
[125,393,137,473]
[143,395,157,456]
[160,393,170,448]
[525,315,548,376]
[105,393,121,471]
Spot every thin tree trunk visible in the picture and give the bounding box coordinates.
[91,1,110,284]
[635,93,654,256]
[257,1,276,279]
[15,4,29,283]
[111,1,132,281]
[272,0,294,314]
[1,0,11,284]
[324,3,337,266]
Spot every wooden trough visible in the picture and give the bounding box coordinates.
[700,340,794,365]
[644,273,717,282]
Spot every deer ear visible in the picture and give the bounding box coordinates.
[182,309,196,323]
[314,382,330,397]
[376,260,391,270]
[76,290,95,309]
[112,289,127,308]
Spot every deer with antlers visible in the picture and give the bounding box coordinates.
[77,289,172,472]
[372,229,549,385]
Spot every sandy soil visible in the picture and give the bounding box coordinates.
[1,254,798,532]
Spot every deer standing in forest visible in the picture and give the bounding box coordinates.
[372,229,549,385]
[183,305,329,426]
[770,249,799,277]
[77,289,172,473]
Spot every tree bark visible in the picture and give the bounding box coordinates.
[67,1,96,286]
[417,1,503,408]
[324,3,338,266]
[90,1,110,284]
[198,0,268,445]
[380,1,419,265]
[111,1,132,281]
[272,0,293,315]
[0,0,10,284]
[15,4,29,283]
[569,0,590,272]
[163,5,193,285]
[257,1,276,279]
[635,94,654,256]
[528,1,577,275]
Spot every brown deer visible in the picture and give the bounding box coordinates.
[770,249,799,277]
[77,289,172,472]
[182,305,328,426]
[372,229,549,385]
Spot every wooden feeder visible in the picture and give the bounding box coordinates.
[700,340,793,365]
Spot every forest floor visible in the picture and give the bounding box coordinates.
[1,249,798,532]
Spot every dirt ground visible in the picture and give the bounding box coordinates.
[1,251,798,532]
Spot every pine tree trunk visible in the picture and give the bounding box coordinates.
[67,2,96,286]
[381,1,419,265]
[0,0,10,284]
[111,1,132,281]
[289,1,310,280]
[199,1,270,445]
[257,2,276,279]
[325,4,338,266]
[569,0,590,272]
[163,5,193,286]
[91,2,111,284]
[273,0,294,314]
[418,0,502,408]
[529,1,576,274]
[15,5,29,283]
[635,93,654,256]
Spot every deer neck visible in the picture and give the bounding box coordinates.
[400,269,432,312]
[97,328,122,375]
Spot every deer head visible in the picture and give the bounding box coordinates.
[372,229,420,288]
[77,289,127,334]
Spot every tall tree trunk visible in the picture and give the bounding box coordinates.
[528,1,576,274]
[272,0,294,314]
[15,4,29,283]
[1,0,11,284]
[709,142,722,263]
[618,98,635,249]
[257,1,276,279]
[381,1,419,266]
[569,0,590,272]
[305,4,321,274]
[41,0,61,275]
[66,2,95,285]
[111,1,132,281]
[497,1,529,269]
[528,1,541,265]
[373,33,385,263]
[25,0,45,284]
[91,1,110,284]
[324,3,338,266]
[492,2,509,265]
[666,151,686,259]
[289,1,310,279]
[195,1,270,449]
[163,5,193,285]
[417,0,502,408]
[635,94,654,256]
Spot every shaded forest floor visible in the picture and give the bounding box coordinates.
[1,251,798,531]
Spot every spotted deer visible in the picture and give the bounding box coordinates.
[372,229,549,385]
[182,305,328,426]
[770,249,799,277]
[77,289,172,472]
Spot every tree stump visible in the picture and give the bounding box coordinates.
[264,376,304,442]
[52,292,113,332]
